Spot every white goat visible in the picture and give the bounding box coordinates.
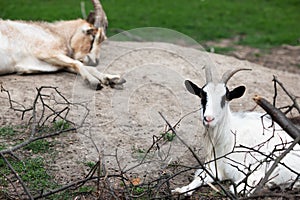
[173,67,300,196]
[0,0,124,90]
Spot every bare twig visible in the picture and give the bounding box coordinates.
[1,174,22,199]
[0,153,34,200]
[0,127,76,154]
[253,95,300,143]
[272,76,300,114]
[1,84,33,119]
[0,85,90,199]
[34,174,123,199]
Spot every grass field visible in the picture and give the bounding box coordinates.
[1,0,299,48]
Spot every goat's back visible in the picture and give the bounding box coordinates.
[229,111,300,187]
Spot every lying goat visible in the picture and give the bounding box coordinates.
[0,0,124,90]
[173,67,300,196]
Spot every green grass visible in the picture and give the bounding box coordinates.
[84,161,96,169]
[0,152,91,198]
[0,0,299,48]
[37,120,71,134]
[14,157,53,189]
[207,46,237,54]
[24,139,51,154]
[0,156,54,190]
[0,152,87,198]
[0,126,16,137]
[0,122,75,199]
[161,131,176,142]
[52,120,71,131]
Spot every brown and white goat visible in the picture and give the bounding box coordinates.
[0,0,124,90]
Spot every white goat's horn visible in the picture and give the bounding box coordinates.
[91,0,104,28]
[221,68,252,84]
[205,65,213,83]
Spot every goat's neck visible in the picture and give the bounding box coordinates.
[40,20,85,56]
[204,106,235,161]
[53,20,85,56]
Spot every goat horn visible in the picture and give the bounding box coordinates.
[221,68,252,84]
[204,65,213,83]
[91,0,104,28]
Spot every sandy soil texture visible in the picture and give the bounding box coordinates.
[0,40,299,188]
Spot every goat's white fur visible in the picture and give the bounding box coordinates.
[173,73,300,196]
[0,1,124,90]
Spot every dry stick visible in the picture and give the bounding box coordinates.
[34,174,124,199]
[0,153,34,200]
[122,109,201,185]
[34,159,120,199]
[272,76,300,113]
[0,128,76,154]
[158,112,237,200]
[253,96,300,143]
[0,86,93,198]
[122,131,170,174]
[37,88,73,126]
[272,75,278,106]
[1,84,33,119]
[114,149,132,198]
[0,86,88,154]
[2,173,22,199]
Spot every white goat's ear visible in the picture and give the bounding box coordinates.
[227,86,246,101]
[185,80,203,98]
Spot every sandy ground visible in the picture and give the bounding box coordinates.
[0,40,299,188]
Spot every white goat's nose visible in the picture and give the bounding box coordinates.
[204,116,215,123]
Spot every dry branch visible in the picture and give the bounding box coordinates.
[2,78,299,199]
[0,153,34,200]
[0,85,90,198]
[0,86,80,155]
[272,76,300,114]
[253,95,300,143]
[1,85,179,199]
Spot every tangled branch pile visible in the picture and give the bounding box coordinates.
[0,76,299,199]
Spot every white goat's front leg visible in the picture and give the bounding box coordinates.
[172,176,204,196]
[172,168,215,196]
[230,169,265,196]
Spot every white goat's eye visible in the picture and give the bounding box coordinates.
[221,95,226,108]
[201,92,207,107]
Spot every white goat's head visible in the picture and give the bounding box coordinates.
[185,67,251,128]
[71,0,108,66]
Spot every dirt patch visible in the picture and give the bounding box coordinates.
[205,39,300,74]
[1,41,299,197]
